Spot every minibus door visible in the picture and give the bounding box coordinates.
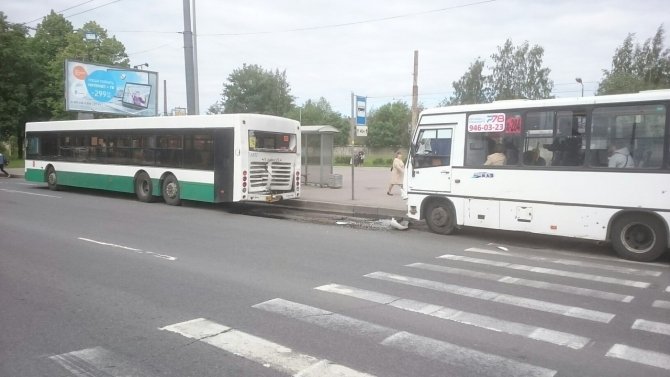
[408,127,454,194]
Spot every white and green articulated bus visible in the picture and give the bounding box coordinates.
[406,90,670,262]
[25,114,301,205]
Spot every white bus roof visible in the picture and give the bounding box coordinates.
[420,90,670,117]
[25,113,300,132]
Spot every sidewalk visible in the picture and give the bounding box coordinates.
[4,166,408,218]
[287,166,407,218]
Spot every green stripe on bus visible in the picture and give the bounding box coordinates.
[25,168,45,182]
[180,181,216,202]
[25,168,215,203]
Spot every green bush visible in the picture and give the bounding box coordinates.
[334,156,350,165]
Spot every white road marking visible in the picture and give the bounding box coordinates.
[161,318,376,377]
[78,237,176,261]
[364,272,615,323]
[381,331,557,377]
[653,300,670,310]
[632,319,670,336]
[466,247,662,277]
[314,285,590,349]
[606,344,670,371]
[666,286,670,293]
[439,254,650,288]
[484,244,670,268]
[0,188,61,198]
[253,298,396,340]
[50,346,156,377]
[408,262,634,303]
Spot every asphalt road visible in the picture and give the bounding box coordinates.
[1,178,669,377]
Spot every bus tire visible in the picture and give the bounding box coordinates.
[162,174,181,206]
[135,172,154,203]
[46,166,59,191]
[611,213,667,262]
[426,200,456,235]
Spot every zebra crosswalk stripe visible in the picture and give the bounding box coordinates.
[381,331,557,377]
[50,347,156,377]
[438,254,651,288]
[464,248,663,277]
[313,285,590,349]
[652,300,670,310]
[407,262,634,303]
[606,344,670,371]
[253,298,557,377]
[365,271,615,323]
[160,318,376,377]
[631,319,670,336]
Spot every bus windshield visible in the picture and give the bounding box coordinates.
[249,131,297,152]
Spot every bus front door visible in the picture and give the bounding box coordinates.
[408,127,454,194]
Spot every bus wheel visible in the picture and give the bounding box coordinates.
[162,174,181,206]
[611,213,667,262]
[426,200,456,235]
[46,167,59,191]
[135,172,154,203]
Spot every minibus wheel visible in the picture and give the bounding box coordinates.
[611,213,667,262]
[426,200,456,235]
[162,174,181,206]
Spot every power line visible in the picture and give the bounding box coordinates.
[200,0,497,37]
[21,0,97,24]
[21,0,123,25]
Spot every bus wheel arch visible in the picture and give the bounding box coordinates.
[424,197,457,235]
[609,211,668,262]
[134,170,155,203]
[45,165,59,191]
[161,172,181,206]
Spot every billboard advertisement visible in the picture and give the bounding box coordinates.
[65,60,159,117]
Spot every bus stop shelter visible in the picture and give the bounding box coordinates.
[301,125,339,187]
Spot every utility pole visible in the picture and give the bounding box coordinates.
[192,0,200,114]
[182,0,196,115]
[411,50,419,135]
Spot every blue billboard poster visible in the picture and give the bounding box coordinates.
[65,60,158,117]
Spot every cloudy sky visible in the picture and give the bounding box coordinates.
[5,0,669,115]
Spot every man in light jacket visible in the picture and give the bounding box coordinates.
[608,140,635,168]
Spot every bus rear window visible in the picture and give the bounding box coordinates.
[249,131,297,152]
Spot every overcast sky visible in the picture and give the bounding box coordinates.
[5,0,669,115]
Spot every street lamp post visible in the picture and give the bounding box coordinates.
[575,77,584,97]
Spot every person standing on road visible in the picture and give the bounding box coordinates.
[387,151,405,195]
[0,152,10,177]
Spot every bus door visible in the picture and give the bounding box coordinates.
[214,129,234,202]
[408,126,454,193]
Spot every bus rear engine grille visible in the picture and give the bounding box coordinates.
[249,161,293,191]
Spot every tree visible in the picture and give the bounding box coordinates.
[285,98,350,145]
[211,64,295,116]
[442,39,553,105]
[0,12,35,156]
[366,101,411,147]
[488,39,553,100]
[598,25,670,95]
[441,58,490,105]
[29,11,75,121]
[29,13,130,120]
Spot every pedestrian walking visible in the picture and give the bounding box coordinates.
[0,152,10,177]
[387,151,404,195]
